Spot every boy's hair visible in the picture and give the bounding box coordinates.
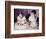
[32,10,36,14]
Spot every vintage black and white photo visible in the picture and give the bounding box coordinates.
[14,9,39,30]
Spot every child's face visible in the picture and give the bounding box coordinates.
[19,13,22,18]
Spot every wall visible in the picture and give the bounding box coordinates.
[0,0,46,39]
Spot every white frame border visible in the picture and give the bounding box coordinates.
[10,5,42,34]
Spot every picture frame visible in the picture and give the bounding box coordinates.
[5,1,45,38]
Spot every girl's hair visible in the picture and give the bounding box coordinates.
[32,10,36,14]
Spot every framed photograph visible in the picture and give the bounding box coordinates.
[5,1,45,38]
